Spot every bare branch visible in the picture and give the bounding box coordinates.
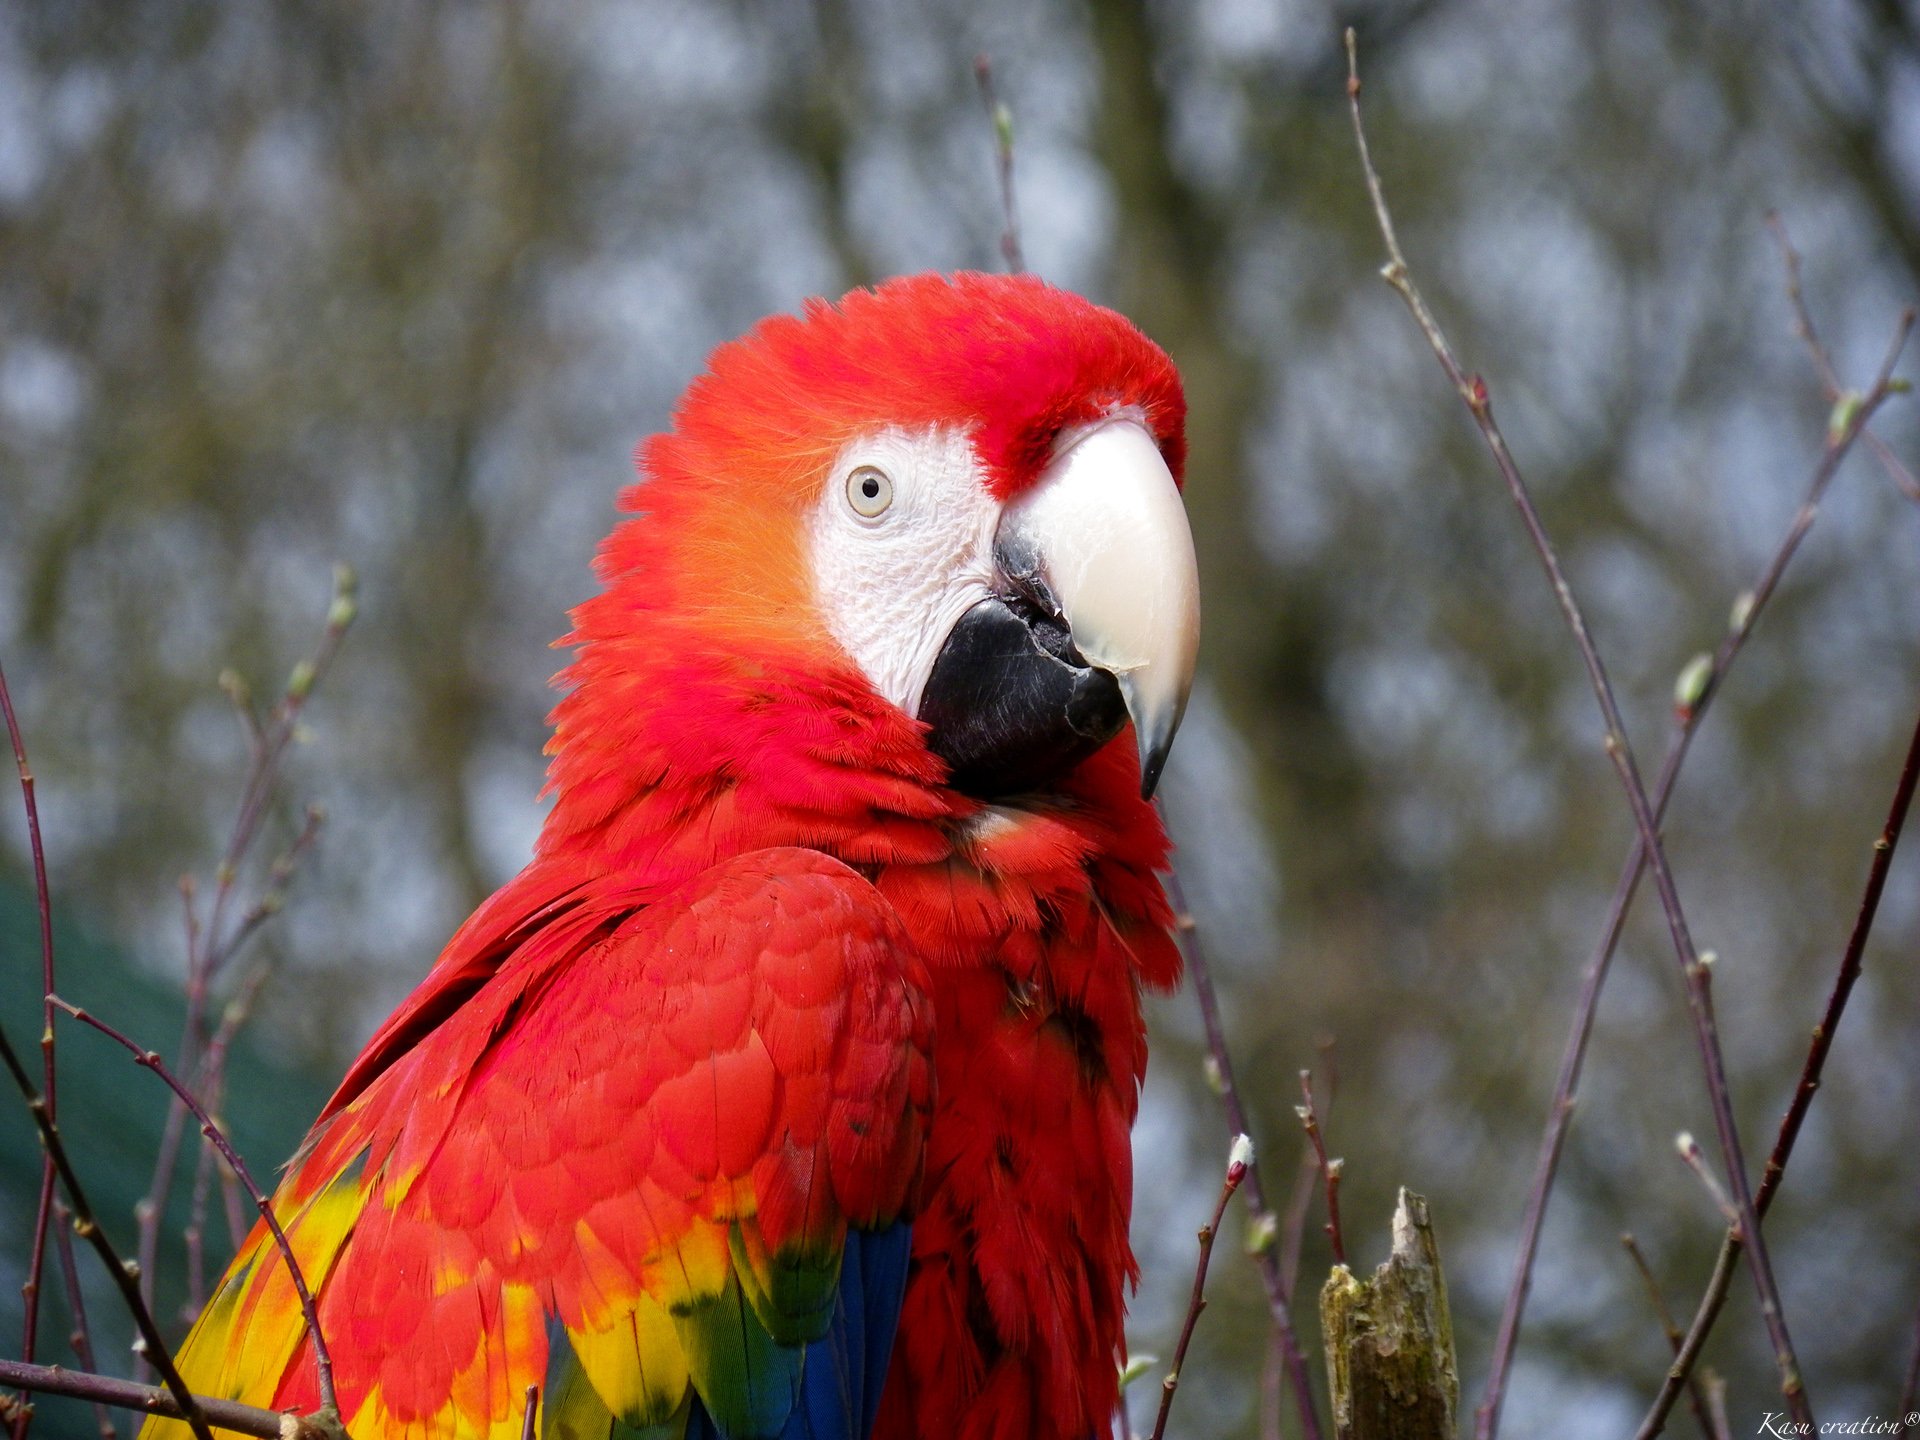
[973,55,1024,272]
[1476,266,1915,1430]
[19,1171,56,1440]
[1769,211,1845,397]
[2,659,60,1440]
[1156,847,1324,1440]
[1619,1234,1721,1440]
[1257,1333,1283,1440]
[183,1133,218,1319]
[181,973,266,1317]
[53,998,337,1416]
[0,1361,281,1440]
[1277,1039,1338,1307]
[1701,1372,1732,1440]
[216,669,266,762]
[0,1019,216,1440]
[138,574,353,1363]
[199,573,352,1006]
[1148,1136,1251,1440]
[1295,1071,1346,1267]
[1344,29,1820,1430]
[1637,691,1920,1436]
[1277,1143,1318,1305]
[1673,1129,1741,1232]
[1768,212,1920,502]
[52,1201,117,1440]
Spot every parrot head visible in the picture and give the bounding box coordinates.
[555,271,1199,828]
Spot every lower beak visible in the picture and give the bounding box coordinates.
[917,420,1201,799]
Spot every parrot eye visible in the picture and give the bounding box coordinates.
[845,465,894,520]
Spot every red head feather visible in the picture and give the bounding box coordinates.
[587,272,1183,642]
[538,272,1185,860]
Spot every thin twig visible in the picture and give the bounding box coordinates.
[53,997,337,1416]
[1272,1059,1332,1438]
[51,1202,117,1440]
[520,1386,537,1440]
[184,956,277,1314]
[1277,1040,1337,1304]
[1868,428,1920,502]
[218,1157,247,1259]
[1276,1144,1318,1305]
[1638,692,1920,1436]
[1477,287,1915,1427]
[1768,213,1920,502]
[206,807,324,990]
[2,658,59,1440]
[137,576,352,1361]
[218,668,266,760]
[973,54,1024,272]
[1674,1129,1741,1231]
[1343,29,1814,1428]
[1257,1333,1283,1440]
[1294,1071,1345,1267]
[1620,1235,1719,1440]
[183,1128,218,1319]
[1771,212,1849,402]
[0,1361,281,1440]
[1701,1371,1733,1440]
[0,1020,216,1440]
[17,1172,55,1440]
[1148,1136,1251,1440]
[1157,854,1324,1440]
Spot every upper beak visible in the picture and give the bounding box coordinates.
[998,419,1201,797]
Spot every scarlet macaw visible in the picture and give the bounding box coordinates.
[143,272,1200,1440]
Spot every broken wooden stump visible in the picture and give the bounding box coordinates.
[1320,1188,1458,1440]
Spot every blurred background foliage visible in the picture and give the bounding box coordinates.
[3,0,1919,1434]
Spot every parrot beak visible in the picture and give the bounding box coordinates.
[917,419,1200,800]
[1003,420,1201,797]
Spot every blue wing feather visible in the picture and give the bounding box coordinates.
[684,1222,912,1440]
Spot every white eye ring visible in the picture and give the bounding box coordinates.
[846,465,894,519]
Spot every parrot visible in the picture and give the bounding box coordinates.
[141,270,1201,1440]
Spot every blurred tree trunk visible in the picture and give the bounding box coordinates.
[1088,0,1373,910]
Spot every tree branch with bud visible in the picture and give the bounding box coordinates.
[1156,849,1324,1440]
[1148,1135,1253,1440]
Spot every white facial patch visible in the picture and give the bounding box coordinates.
[806,425,1002,718]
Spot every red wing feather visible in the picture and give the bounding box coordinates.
[143,848,932,1440]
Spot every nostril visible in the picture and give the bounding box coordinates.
[1002,568,1060,619]
[991,534,1065,627]
[998,577,1093,671]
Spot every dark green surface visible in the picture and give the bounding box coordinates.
[0,874,334,1437]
